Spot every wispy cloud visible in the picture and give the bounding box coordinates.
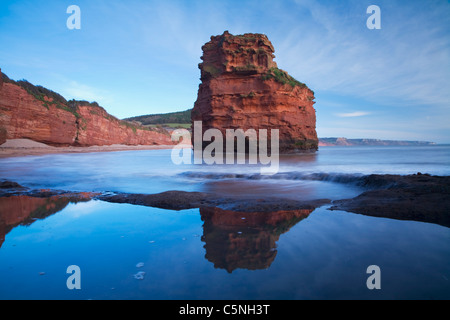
[62,81,108,104]
[336,111,371,118]
[276,0,450,108]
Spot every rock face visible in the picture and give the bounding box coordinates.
[75,104,172,146]
[0,126,6,145]
[0,70,173,147]
[192,31,318,152]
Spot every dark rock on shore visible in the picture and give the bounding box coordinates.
[330,173,450,228]
[0,180,98,201]
[98,190,330,212]
[99,191,213,210]
[0,180,25,190]
[1,173,449,228]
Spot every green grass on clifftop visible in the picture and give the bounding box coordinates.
[125,109,191,126]
[262,67,307,89]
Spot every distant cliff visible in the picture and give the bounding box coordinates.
[319,137,436,146]
[0,70,173,146]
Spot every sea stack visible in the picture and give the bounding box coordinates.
[191,31,318,152]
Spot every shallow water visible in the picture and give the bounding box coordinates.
[0,200,449,299]
[0,146,449,299]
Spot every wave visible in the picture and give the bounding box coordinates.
[178,171,398,189]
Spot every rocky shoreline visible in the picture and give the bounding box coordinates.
[1,173,449,228]
[329,173,450,227]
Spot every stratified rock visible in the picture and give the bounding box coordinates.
[192,31,318,152]
[0,69,173,147]
[74,102,172,146]
[0,126,6,145]
[0,71,78,146]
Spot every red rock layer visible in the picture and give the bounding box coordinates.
[192,31,318,152]
[75,104,172,146]
[0,71,173,147]
[0,82,78,146]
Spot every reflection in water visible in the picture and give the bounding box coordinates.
[0,194,314,273]
[278,152,318,165]
[0,195,90,248]
[200,207,313,273]
[0,194,448,300]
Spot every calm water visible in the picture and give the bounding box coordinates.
[0,145,449,299]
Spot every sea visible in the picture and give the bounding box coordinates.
[0,145,449,299]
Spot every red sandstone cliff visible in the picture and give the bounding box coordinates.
[192,31,318,152]
[75,104,172,146]
[0,70,173,147]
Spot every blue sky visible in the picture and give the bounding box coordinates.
[0,0,449,142]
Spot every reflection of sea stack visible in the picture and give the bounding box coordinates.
[192,31,318,152]
[200,207,313,273]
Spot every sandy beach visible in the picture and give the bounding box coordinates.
[0,139,176,158]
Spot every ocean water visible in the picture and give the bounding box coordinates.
[0,145,449,198]
[0,145,449,299]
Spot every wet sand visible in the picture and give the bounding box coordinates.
[0,139,176,158]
